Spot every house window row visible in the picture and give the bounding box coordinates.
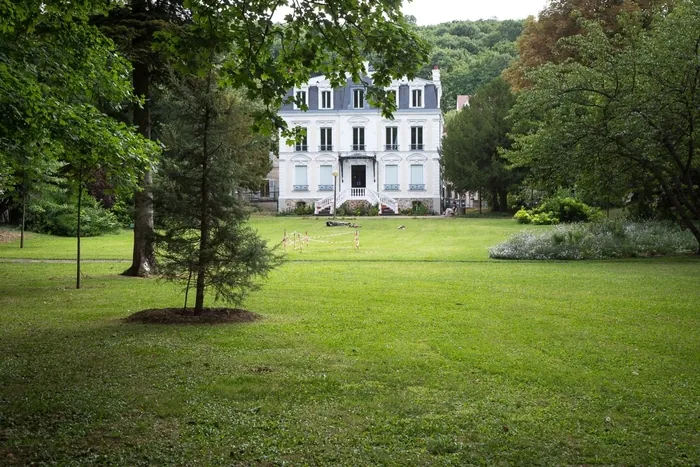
[293,163,425,192]
[384,164,425,191]
[291,126,425,152]
[293,86,423,110]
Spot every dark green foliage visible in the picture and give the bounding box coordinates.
[441,78,522,212]
[154,71,281,311]
[27,193,120,237]
[293,202,314,216]
[417,20,524,109]
[506,4,700,252]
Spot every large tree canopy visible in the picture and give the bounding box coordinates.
[504,0,670,89]
[417,20,524,109]
[506,3,700,251]
[0,0,157,184]
[441,78,520,211]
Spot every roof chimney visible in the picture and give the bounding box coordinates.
[432,65,441,83]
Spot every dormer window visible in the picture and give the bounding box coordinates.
[411,88,423,108]
[353,89,365,109]
[320,90,333,109]
[294,89,308,109]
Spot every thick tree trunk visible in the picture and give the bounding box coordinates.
[123,59,156,277]
[20,187,26,249]
[499,189,509,213]
[76,170,82,290]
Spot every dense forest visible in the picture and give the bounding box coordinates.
[415,19,525,110]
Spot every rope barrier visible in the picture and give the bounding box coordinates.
[282,229,360,252]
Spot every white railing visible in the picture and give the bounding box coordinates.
[350,188,365,198]
[314,188,398,215]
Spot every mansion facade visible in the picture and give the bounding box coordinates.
[277,66,443,214]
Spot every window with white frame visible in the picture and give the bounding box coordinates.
[385,127,398,151]
[410,164,424,190]
[294,89,308,109]
[320,127,333,151]
[353,88,365,109]
[294,165,308,191]
[411,88,423,108]
[319,165,334,191]
[410,126,424,150]
[320,90,333,109]
[294,129,308,152]
[384,164,399,191]
[352,127,365,151]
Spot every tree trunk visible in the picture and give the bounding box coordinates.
[76,169,82,290]
[194,76,213,314]
[123,59,156,277]
[20,186,26,249]
[499,189,509,213]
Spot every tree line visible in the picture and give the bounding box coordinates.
[0,0,430,312]
[440,0,699,252]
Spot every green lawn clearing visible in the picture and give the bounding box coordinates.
[1,217,699,465]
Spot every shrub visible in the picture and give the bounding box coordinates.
[489,220,698,260]
[514,197,602,225]
[27,193,121,237]
[412,201,429,216]
[535,196,603,223]
[513,208,531,224]
[293,201,314,215]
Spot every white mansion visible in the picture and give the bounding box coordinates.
[277,66,443,214]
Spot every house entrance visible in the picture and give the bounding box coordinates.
[351,165,366,188]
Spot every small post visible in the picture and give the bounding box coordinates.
[332,169,339,218]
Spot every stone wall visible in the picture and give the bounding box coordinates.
[397,198,437,213]
[283,199,317,211]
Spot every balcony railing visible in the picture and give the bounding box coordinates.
[318,185,334,191]
[384,144,398,151]
[410,143,424,150]
[351,144,366,151]
[293,185,309,191]
[294,145,308,152]
[409,184,425,191]
[384,184,400,191]
[319,145,333,152]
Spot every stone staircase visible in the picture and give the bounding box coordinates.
[314,188,398,215]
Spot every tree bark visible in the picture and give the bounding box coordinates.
[499,189,509,213]
[76,166,82,290]
[122,59,156,277]
[20,185,26,249]
[194,75,213,314]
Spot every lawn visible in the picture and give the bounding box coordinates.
[1,217,699,465]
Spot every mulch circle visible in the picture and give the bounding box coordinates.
[123,307,262,325]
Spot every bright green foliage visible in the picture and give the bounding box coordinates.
[490,219,698,259]
[441,78,521,211]
[514,207,532,224]
[27,192,121,237]
[418,20,524,110]
[506,4,700,252]
[154,0,430,130]
[514,197,602,225]
[0,0,158,185]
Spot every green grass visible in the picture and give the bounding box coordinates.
[1,218,699,465]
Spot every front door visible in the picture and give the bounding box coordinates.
[351,165,366,188]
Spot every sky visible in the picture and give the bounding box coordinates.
[402,0,549,25]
